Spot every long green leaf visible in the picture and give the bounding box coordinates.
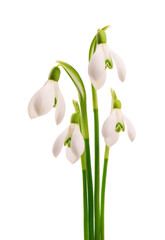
[56,61,86,101]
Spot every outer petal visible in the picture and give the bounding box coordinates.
[90,70,106,90]
[71,125,84,157]
[52,128,68,157]
[88,47,106,89]
[124,115,136,141]
[28,80,55,119]
[55,85,66,125]
[102,109,118,138]
[66,147,79,164]
[105,132,119,147]
[111,50,126,82]
[28,97,37,118]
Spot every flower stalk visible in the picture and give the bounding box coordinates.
[90,52,100,240]
[100,145,110,240]
[91,83,100,240]
[73,100,88,240]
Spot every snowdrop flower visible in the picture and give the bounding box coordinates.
[52,113,85,164]
[102,89,135,147]
[28,67,65,124]
[88,29,126,90]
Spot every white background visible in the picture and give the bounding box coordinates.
[0,0,165,239]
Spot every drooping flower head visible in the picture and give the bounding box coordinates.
[52,113,85,164]
[28,66,65,124]
[88,29,126,90]
[102,89,135,147]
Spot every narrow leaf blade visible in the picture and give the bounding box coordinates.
[57,61,85,100]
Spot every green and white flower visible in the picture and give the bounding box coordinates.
[28,67,65,124]
[88,30,126,90]
[102,89,135,147]
[52,114,85,164]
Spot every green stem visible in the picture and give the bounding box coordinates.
[91,85,100,240]
[100,145,110,240]
[80,98,94,240]
[84,137,94,240]
[82,162,89,240]
[78,109,88,240]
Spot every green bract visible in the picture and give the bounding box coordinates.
[72,100,81,114]
[111,88,117,100]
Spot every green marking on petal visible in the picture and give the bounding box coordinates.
[105,59,113,69]
[64,137,71,146]
[53,97,57,108]
[115,122,125,132]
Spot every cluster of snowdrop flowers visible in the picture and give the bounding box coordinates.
[28,27,135,164]
[102,89,136,147]
[27,26,136,240]
[88,29,126,90]
[28,66,65,125]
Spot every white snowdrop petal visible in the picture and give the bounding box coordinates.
[102,110,118,138]
[28,97,38,118]
[124,115,136,141]
[28,80,55,119]
[52,128,68,157]
[71,125,84,157]
[88,47,106,81]
[90,70,106,90]
[105,132,119,147]
[111,50,126,82]
[66,147,79,164]
[55,87,66,125]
